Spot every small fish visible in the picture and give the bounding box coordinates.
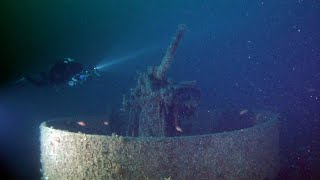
[77,121,86,126]
[239,109,248,115]
[103,121,109,125]
[175,126,183,132]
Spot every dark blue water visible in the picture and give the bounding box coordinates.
[1,0,319,179]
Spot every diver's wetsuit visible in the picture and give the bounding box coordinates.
[26,60,84,87]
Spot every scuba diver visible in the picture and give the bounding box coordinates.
[17,57,101,88]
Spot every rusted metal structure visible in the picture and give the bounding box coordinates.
[122,24,200,137]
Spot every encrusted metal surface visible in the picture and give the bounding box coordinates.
[40,112,279,180]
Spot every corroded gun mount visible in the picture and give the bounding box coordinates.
[122,24,200,137]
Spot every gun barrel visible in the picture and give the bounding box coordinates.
[156,24,186,80]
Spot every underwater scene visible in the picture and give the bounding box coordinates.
[1,0,319,179]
